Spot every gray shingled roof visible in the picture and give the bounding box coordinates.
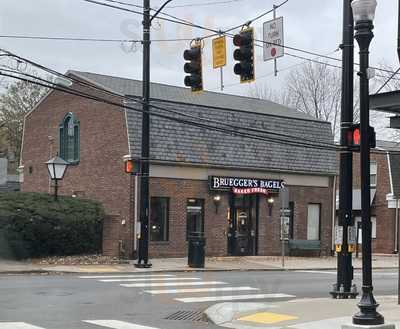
[69,70,322,121]
[69,70,337,175]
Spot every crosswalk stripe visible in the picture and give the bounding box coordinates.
[99,277,199,283]
[84,320,159,329]
[79,275,174,279]
[144,286,259,294]
[175,293,296,303]
[0,323,46,329]
[295,270,336,275]
[120,281,226,288]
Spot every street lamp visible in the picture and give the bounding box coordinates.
[46,156,69,201]
[351,0,384,325]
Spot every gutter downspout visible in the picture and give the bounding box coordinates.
[396,199,399,253]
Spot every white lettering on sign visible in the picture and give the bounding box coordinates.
[263,17,284,62]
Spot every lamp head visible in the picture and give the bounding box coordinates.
[351,0,377,24]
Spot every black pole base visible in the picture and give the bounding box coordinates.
[134,263,152,269]
[353,290,384,326]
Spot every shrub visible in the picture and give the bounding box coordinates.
[0,192,105,260]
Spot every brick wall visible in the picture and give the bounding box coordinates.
[352,151,396,253]
[21,84,133,257]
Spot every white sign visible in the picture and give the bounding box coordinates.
[335,225,344,245]
[263,17,284,61]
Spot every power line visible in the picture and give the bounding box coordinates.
[374,67,400,94]
[0,35,139,43]
[1,69,339,152]
[0,49,340,151]
[166,0,245,9]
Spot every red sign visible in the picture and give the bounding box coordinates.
[233,187,269,195]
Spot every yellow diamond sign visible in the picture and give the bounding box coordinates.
[212,36,226,69]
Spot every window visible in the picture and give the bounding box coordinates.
[370,161,377,187]
[307,204,320,240]
[187,199,204,239]
[150,197,169,241]
[59,113,80,164]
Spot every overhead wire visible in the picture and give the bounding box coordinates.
[0,69,339,152]
[0,49,340,151]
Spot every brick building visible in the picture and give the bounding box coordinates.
[336,141,400,254]
[20,71,337,258]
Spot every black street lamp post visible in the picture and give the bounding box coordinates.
[351,0,384,325]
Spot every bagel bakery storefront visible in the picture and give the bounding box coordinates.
[209,176,285,256]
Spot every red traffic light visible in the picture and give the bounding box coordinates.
[353,128,360,146]
[125,160,140,174]
[233,32,252,47]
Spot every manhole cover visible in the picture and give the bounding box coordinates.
[165,310,206,322]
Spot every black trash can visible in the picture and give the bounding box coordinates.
[188,232,206,268]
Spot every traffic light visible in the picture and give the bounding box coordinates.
[346,124,376,151]
[183,41,203,92]
[124,159,140,174]
[233,27,255,83]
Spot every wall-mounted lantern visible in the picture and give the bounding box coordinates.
[213,195,221,214]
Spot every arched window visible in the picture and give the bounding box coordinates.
[59,113,80,164]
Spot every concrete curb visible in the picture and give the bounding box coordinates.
[0,266,397,275]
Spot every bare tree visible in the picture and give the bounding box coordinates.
[250,61,363,140]
[0,77,49,167]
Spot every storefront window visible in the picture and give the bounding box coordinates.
[307,204,320,240]
[150,197,169,241]
[186,199,204,239]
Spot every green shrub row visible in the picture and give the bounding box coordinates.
[0,192,105,260]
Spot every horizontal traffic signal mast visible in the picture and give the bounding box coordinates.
[233,27,255,83]
[183,40,203,93]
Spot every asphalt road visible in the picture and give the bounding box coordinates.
[0,269,397,329]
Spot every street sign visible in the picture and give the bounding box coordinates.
[263,16,284,62]
[348,226,357,245]
[212,36,227,69]
[280,216,290,240]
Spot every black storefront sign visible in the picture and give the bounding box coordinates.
[209,176,285,193]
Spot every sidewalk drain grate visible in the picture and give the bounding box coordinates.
[165,310,207,322]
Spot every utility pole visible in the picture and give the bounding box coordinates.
[136,0,152,268]
[135,0,173,268]
[331,0,357,299]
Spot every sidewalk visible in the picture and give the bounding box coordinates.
[0,255,398,274]
[205,296,400,328]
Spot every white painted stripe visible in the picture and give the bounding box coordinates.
[120,281,226,288]
[84,320,159,329]
[0,323,46,329]
[144,286,259,294]
[99,277,199,283]
[79,275,174,279]
[295,270,336,275]
[175,293,296,303]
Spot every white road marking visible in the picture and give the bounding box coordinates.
[120,281,226,288]
[295,270,336,275]
[79,275,174,279]
[99,277,199,282]
[0,323,46,329]
[145,286,259,294]
[84,320,160,329]
[175,293,296,303]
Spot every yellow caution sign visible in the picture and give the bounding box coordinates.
[212,36,227,69]
[336,244,342,253]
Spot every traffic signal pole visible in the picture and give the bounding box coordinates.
[135,0,174,268]
[136,0,151,268]
[331,0,357,299]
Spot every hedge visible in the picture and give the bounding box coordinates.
[0,192,105,260]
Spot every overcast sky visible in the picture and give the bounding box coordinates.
[0,0,399,138]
